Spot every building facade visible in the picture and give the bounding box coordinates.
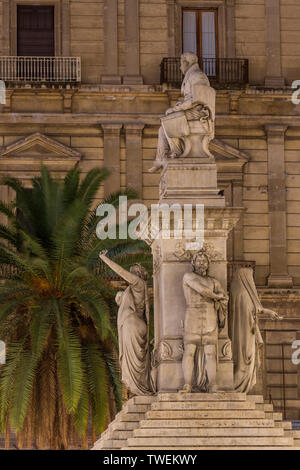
[0,0,300,419]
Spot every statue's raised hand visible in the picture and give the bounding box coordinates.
[99,249,108,258]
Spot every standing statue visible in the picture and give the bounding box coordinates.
[180,250,228,393]
[149,52,216,172]
[99,251,153,396]
[229,267,282,394]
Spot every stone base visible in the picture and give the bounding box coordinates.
[159,159,225,207]
[101,75,122,84]
[264,76,286,88]
[92,393,300,450]
[267,274,293,288]
[123,75,144,85]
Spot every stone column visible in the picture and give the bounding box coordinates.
[101,123,122,196]
[264,0,285,87]
[124,0,143,84]
[125,123,144,196]
[151,158,242,392]
[226,0,236,58]
[265,125,293,287]
[101,0,121,84]
[232,180,244,260]
[2,0,10,55]
[167,0,176,57]
[62,0,71,56]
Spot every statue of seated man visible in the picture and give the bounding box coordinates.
[149,52,216,173]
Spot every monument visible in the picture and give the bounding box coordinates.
[150,52,240,392]
[92,54,297,450]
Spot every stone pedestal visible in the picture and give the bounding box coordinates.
[150,157,243,393]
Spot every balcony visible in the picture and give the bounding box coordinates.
[160,58,249,89]
[0,56,81,83]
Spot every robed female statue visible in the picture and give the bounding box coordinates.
[229,267,282,394]
[99,251,154,396]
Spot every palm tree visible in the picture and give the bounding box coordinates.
[0,165,151,449]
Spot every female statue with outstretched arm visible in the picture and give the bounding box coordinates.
[99,250,154,396]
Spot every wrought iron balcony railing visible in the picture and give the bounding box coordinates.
[0,56,81,83]
[160,57,249,88]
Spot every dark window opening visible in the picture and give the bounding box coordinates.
[17,5,55,57]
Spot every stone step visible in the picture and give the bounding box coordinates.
[110,430,134,440]
[93,439,127,450]
[139,418,276,428]
[286,430,300,441]
[151,401,256,411]
[157,392,247,402]
[247,395,265,404]
[276,421,292,429]
[109,421,139,432]
[133,427,284,438]
[256,404,273,412]
[123,404,150,413]
[130,396,156,405]
[117,412,145,421]
[145,410,266,420]
[126,436,294,447]
[266,412,283,421]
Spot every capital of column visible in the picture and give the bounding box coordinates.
[101,123,123,135]
[124,123,145,135]
[264,124,288,137]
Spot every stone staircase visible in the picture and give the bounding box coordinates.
[92,392,300,450]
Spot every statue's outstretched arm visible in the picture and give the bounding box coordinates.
[99,251,138,285]
[260,308,283,320]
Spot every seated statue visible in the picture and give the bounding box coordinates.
[149,52,216,173]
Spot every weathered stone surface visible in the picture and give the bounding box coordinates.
[93,392,299,450]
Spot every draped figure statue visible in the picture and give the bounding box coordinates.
[229,267,282,394]
[99,251,154,396]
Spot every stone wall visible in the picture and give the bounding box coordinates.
[235,0,266,85]
[70,0,104,84]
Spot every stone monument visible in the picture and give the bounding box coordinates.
[149,53,242,392]
[92,55,299,451]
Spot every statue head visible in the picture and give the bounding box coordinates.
[180,52,199,75]
[130,263,148,281]
[191,250,210,276]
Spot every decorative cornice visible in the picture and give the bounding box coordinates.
[101,123,123,135]
[264,124,288,136]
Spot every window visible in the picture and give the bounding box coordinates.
[182,8,218,76]
[17,5,55,56]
